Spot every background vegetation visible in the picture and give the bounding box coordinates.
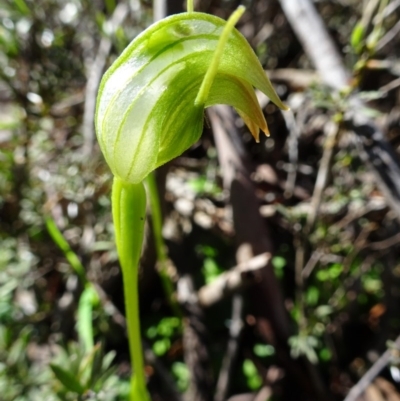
[1,0,400,400]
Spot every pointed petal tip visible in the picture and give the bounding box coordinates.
[275,100,290,111]
[261,125,270,138]
[260,117,270,135]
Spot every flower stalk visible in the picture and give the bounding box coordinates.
[112,178,149,401]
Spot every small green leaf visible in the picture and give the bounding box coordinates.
[172,362,190,392]
[50,363,85,394]
[153,338,171,356]
[157,317,180,337]
[351,23,365,52]
[306,286,319,306]
[77,285,98,353]
[202,257,223,284]
[253,343,275,357]
[319,348,332,361]
[13,0,31,15]
[242,359,262,390]
[315,305,333,318]
[272,256,286,269]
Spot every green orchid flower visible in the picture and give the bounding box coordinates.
[96,7,287,184]
[95,5,287,401]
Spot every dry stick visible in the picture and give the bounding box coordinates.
[177,275,213,401]
[278,0,400,223]
[368,232,400,251]
[282,110,300,199]
[81,3,129,156]
[214,295,244,401]
[295,121,338,343]
[305,121,339,232]
[376,19,400,51]
[381,0,400,18]
[343,335,400,401]
[153,0,166,21]
[198,252,271,308]
[266,69,320,91]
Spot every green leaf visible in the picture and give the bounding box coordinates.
[172,362,190,392]
[351,23,365,52]
[77,285,98,353]
[242,359,262,390]
[202,257,223,284]
[153,338,171,356]
[13,0,31,15]
[315,305,333,318]
[253,343,275,357]
[50,364,85,394]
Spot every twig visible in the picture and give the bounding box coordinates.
[343,335,400,401]
[197,253,271,308]
[178,275,213,401]
[368,232,400,251]
[153,0,166,21]
[379,77,400,94]
[305,121,338,232]
[376,19,400,51]
[293,120,338,335]
[302,250,323,279]
[254,386,272,401]
[81,3,129,156]
[214,295,244,401]
[266,69,320,90]
[278,0,350,90]
[282,110,301,199]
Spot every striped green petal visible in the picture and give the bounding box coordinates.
[95,11,287,184]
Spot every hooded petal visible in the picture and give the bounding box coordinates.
[95,12,287,183]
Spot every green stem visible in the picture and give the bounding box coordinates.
[187,0,193,12]
[112,177,150,401]
[194,5,245,106]
[145,173,181,318]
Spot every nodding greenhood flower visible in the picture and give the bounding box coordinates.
[95,7,288,184]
